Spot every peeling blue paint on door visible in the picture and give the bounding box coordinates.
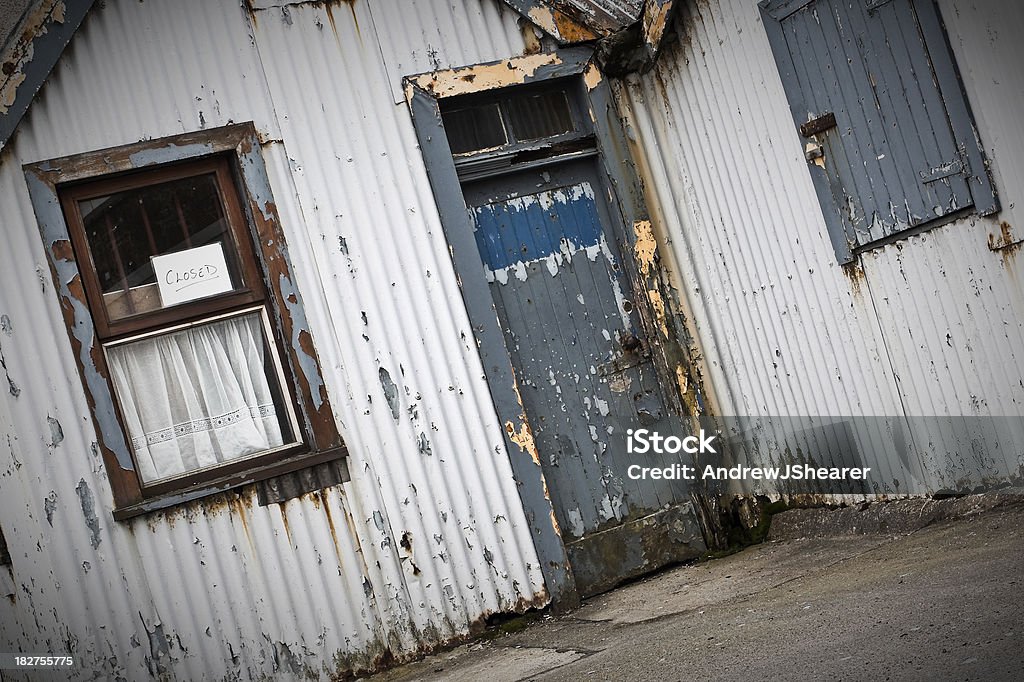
[474,184,605,272]
[466,160,702,595]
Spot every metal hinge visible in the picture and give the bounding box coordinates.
[800,112,837,138]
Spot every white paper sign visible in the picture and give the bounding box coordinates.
[152,243,233,307]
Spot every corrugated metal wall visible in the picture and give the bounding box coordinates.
[617,0,1024,493]
[3,0,1022,676]
[0,1,544,679]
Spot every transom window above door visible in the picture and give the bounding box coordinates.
[439,80,596,181]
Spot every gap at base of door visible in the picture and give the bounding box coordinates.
[565,501,706,597]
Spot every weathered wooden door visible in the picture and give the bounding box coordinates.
[463,159,701,596]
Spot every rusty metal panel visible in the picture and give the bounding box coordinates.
[0,0,548,679]
[616,0,1024,497]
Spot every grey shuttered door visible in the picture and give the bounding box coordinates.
[761,0,997,262]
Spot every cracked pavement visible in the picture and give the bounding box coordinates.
[368,494,1024,681]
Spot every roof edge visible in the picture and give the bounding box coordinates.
[1,0,95,152]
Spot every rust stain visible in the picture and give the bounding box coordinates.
[842,258,866,296]
[230,495,255,549]
[324,3,340,38]
[633,220,657,278]
[409,52,564,99]
[552,12,599,43]
[278,503,293,544]
[320,491,346,565]
[988,221,1022,263]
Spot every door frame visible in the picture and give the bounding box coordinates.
[405,48,701,606]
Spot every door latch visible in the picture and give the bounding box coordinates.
[805,142,825,162]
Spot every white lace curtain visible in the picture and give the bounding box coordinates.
[107,312,286,483]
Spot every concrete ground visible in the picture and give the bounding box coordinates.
[369,492,1024,681]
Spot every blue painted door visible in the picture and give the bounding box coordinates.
[464,160,701,595]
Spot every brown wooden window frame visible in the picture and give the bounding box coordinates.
[60,157,268,339]
[24,123,348,519]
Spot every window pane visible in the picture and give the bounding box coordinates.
[105,311,298,484]
[0,526,9,567]
[505,90,575,142]
[78,173,244,320]
[442,103,507,154]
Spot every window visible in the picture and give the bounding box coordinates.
[439,81,591,181]
[760,0,998,263]
[26,124,347,517]
[61,158,302,486]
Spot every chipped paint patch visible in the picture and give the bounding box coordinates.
[128,143,215,168]
[583,63,603,91]
[279,273,326,411]
[633,219,656,278]
[0,341,19,397]
[648,288,669,338]
[408,52,563,99]
[417,432,432,457]
[0,72,26,111]
[0,0,63,113]
[641,0,675,57]
[75,479,102,549]
[525,5,562,37]
[505,419,541,466]
[47,416,63,448]
[609,373,632,393]
[23,170,135,470]
[44,491,58,526]
[378,367,400,421]
[805,141,826,169]
[675,364,688,398]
